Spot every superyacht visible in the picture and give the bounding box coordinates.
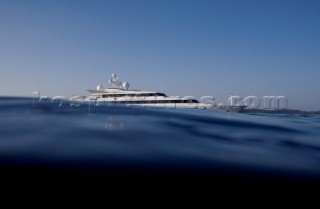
[70,73,246,112]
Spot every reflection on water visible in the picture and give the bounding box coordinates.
[106,117,125,131]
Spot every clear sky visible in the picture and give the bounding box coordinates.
[0,0,319,110]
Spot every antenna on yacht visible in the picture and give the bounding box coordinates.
[230,93,234,106]
[108,72,130,90]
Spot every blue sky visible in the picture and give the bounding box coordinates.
[0,0,319,110]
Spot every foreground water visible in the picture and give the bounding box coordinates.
[1,97,320,184]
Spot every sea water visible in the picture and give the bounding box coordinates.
[1,97,320,184]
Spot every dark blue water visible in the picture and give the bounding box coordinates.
[1,97,320,186]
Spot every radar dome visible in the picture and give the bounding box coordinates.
[97,84,105,91]
[122,82,129,90]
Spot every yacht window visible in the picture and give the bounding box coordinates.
[156,93,166,97]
